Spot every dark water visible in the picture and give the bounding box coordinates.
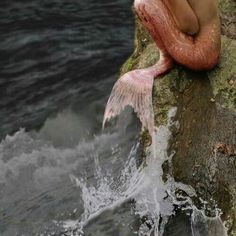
[0,0,139,235]
[0,1,215,236]
[0,0,134,138]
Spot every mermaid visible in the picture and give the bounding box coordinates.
[103,0,221,133]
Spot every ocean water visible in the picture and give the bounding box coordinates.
[0,0,134,138]
[0,0,228,236]
[0,0,136,234]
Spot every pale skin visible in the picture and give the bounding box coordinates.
[164,0,219,36]
[104,0,221,133]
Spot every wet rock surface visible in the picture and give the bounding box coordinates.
[219,0,236,39]
[121,1,236,235]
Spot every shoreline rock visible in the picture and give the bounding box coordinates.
[120,1,236,234]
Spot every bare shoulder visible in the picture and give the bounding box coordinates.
[187,0,219,24]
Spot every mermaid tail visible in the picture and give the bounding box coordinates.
[103,54,173,133]
[103,0,221,133]
[103,70,154,133]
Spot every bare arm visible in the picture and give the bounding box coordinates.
[164,0,199,35]
[186,0,220,25]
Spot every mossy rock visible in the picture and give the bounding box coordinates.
[120,2,236,234]
[219,0,236,15]
[137,35,236,236]
[208,36,236,110]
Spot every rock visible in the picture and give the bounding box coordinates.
[219,0,236,39]
[169,35,236,236]
[119,1,236,235]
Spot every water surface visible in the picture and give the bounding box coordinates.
[0,0,138,235]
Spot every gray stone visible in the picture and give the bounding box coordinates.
[119,1,236,234]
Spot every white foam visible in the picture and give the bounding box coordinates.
[1,109,227,235]
[61,107,197,236]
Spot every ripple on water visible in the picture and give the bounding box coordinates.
[0,0,134,138]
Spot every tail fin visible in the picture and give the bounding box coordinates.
[103,69,155,133]
[103,53,173,133]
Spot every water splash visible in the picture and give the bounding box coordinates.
[0,108,140,235]
[62,142,146,235]
[191,208,228,236]
[61,107,186,235]
[61,106,229,236]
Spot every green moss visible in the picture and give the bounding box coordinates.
[120,56,138,75]
[219,0,236,15]
[134,17,154,55]
[208,36,236,110]
[225,187,236,236]
[152,68,180,126]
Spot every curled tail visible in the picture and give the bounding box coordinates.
[135,0,221,70]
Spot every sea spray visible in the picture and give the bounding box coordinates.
[61,107,178,235]
[190,207,228,236]
[62,142,146,235]
[61,107,228,236]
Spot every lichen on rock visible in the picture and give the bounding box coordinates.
[208,36,236,110]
